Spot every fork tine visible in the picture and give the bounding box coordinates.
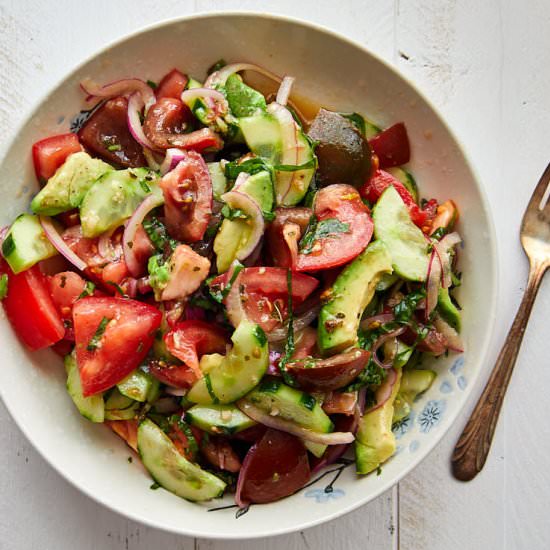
[527,162,550,212]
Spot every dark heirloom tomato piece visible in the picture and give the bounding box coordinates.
[360,169,435,228]
[32,133,82,184]
[143,98,192,149]
[307,109,372,187]
[144,97,222,152]
[73,297,162,396]
[236,429,310,505]
[368,122,410,168]
[156,68,189,100]
[164,320,228,378]
[401,323,448,356]
[78,96,146,168]
[201,436,242,473]
[295,184,373,272]
[266,207,312,268]
[160,150,213,242]
[0,262,64,350]
[287,348,370,391]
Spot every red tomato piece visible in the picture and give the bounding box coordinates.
[360,169,435,227]
[201,436,241,473]
[159,150,213,242]
[368,122,410,168]
[32,133,82,184]
[78,96,146,168]
[0,262,64,350]
[295,184,373,272]
[148,361,197,389]
[73,297,162,396]
[291,326,318,360]
[143,98,193,150]
[156,69,189,100]
[164,320,228,378]
[237,429,310,505]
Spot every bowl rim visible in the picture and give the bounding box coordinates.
[0,10,499,540]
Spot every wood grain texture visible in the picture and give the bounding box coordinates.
[1,1,550,549]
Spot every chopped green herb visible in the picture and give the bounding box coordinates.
[393,290,425,324]
[150,482,161,490]
[77,281,96,300]
[208,261,244,303]
[105,281,125,296]
[225,73,267,117]
[340,112,366,135]
[0,274,8,300]
[224,157,271,180]
[87,316,110,351]
[127,456,133,463]
[221,204,248,220]
[277,269,297,386]
[431,227,447,240]
[107,144,122,152]
[139,179,151,193]
[299,217,350,254]
[143,217,178,252]
[274,158,316,172]
[207,59,227,75]
[146,79,158,89]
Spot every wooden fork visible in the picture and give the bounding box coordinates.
[451,163,550,481]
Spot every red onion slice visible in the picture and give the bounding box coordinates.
[220,190,264,260]
[127,92,158,151]
[237,401,354,445]
[364,368,398,414]
[205,62,282,88]
[425,248,442,320]
[266,305,320,343]
[39,216,87,272]
[80,77,155,109]
[370,327,406,369]
[122,193,165,277]
[275,76,295,106]
[433,316,464,352]
[235,441,258,508]
[160,148,186,175]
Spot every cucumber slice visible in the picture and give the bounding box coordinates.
[239,113,282,162]
[241,379,334,434]
[235,170,274,215]
[363,117,382,139]
[303,440,327,458]
[138,419,226,502]
[373,185,430,282]
[318,241,393,355]
[104,388,140,421]
[375,272,399,292]
[117,368,160,403]
[387,167,419,203]
[65,353,104,423]
[207,162,228,201]
[2,214,57,273]
[437,287,461,331]
[80,168,160,238]
[186,404,256,435]
[187,320,269,405]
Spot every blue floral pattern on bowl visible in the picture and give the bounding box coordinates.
[304,488,345,503]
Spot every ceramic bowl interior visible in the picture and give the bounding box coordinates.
[0,13,497,539]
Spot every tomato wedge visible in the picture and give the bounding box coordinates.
[156,69,189,100]
[164,320,228,378]
[295,184,373,272]
[32,133,82,184]
[236,429,310,505]
[360,169,436,227]
[143,98,193,149]
[368,122,410,168]
[148,361,197,389]
[1,262,64,350]
[73,297,161,396]
[160,150,213,242]
[78,96,146,168]
[106,419,139,452]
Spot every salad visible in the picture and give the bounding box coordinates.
[0,61,463,507]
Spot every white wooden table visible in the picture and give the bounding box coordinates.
[1,1,549,548]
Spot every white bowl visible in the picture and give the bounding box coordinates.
[0,12,497,540]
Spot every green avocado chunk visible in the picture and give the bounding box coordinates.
[318,240,393,355]
[31,152,112,215]
[355,368,402,475]
[79,167,160,238]
[373,185,430,282]
[392,368,436,423]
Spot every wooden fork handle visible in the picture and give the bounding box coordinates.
[451,259,548,481]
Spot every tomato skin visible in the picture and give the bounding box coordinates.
[0,262,64,350]
[32,133,82,184]
[164,320,228,378]
[295,184,373,272]
[73,297,162,396]
[148,361,197,389]
[78,96,146,168]
[143,98,193,149]
[156,69,189,100]
[160,150,213,242]
[368,122,410,168]
[237,429,310,505]
[360,169,434,227]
